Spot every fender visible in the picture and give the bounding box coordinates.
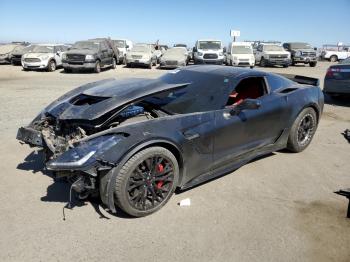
[103,138,183,213]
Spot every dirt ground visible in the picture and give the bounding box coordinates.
[0,62,349,262]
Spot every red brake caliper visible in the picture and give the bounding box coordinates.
[156,164,164,189]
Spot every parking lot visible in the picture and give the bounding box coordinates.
[0,62,349,262]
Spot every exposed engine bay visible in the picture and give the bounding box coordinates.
[30,102,164,160]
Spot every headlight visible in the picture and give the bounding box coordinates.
[197,52,203,56]
[295,51,301,56]
[46,135,122,170]
[86,54,94,60]
[264,54,269,59]
[62,53,67,60]
[219,52,223,56]
[251,55,255,60]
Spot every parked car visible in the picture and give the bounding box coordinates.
[323,57,350,97]
[159,47,188,68]
[0,43,27,64]
[22,44,68,72]
[255,44,291,67]
[225,42,255,68]
[11,45,35,65]
[193,39,225,65]
[321,45,350,62]
[17,65,323,217]
[62,39,117,73]
[126,44,157,68]
[112,39,133,64]
[283,42,317,67]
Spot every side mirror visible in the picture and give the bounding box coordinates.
[230,99,261,116]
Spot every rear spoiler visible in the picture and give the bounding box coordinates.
[278,74,320,87]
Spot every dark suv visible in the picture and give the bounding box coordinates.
[283,42,317,67]
[62,39,118,73]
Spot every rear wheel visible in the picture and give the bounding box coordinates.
[47,60,56,72]
[114,147,179,217]
[287,108,317,152]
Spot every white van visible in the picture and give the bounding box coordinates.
[193,39,224,65]
[112,39,133,64]
[226,42,255,68]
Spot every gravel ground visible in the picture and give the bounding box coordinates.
[0,62,349,262]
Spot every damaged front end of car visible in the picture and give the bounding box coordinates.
[17,77,188,206]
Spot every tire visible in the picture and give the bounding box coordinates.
[260,57,266,67]
[111,57,117,69]
[148,62,152,69]
[47,60,56,72]
[114,146,179,217]
[250,66,254,69]
[283,64,289,68]
[64,68,72,73]
[94,60,101,73]
[286,107,318,153]
[309,61,317,67]
[330,55,338,62]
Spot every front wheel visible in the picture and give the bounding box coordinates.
[330,55,338,62]
[111,57,117,69]
[287,108,318,153]
[94,60,101,73]
[47,60,56,72]
[309,61,317,67]
[114,147,179,217]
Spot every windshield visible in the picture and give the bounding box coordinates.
[113,40,125,48]
[0,44,18,54]
[71,41,99,50]
[198,41,221,50]
[340,57,350,64]
[290,43,312,49]
[231,45,253,54]
[264,45,284,51]
[131,45,149,52]
[166,48,186,55]
[31,45,54,53]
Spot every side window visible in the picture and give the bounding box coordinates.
[226,77,267,106]
[266,74,294,92]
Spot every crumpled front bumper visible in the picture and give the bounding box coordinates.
[16,126,43,147]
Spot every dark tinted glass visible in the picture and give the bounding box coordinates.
[266,74,294,92]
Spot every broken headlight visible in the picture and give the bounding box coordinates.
[46,135,122,170]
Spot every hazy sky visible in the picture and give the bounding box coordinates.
[1,0,349,47]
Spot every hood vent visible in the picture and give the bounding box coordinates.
[70,94,110,106]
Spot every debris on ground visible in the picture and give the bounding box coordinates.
[179,198,191,207]
[335,189,350,218]
[343,129,350,143]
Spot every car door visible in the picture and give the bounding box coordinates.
[212,75,288,170]
[100,42,109,66]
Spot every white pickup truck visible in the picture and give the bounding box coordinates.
[321,46,350,62]
[193,39,224,65]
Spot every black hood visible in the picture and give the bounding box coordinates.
[44,78,189,121]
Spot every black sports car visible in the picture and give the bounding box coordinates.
[17,65,324,217]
